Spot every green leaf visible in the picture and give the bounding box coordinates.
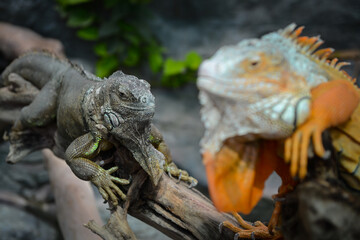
[96,56,119,78]
[77,27,98,40]
[185,51,202,70]
[66,9,95,28]
[57,0,92,6]
[123,47,140,67]
[148,50,163,73]
[163,59,186,76]
[94,43,108,57]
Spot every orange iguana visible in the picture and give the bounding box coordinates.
[197,24,360,239]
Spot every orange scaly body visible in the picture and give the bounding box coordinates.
[197,23,360,239]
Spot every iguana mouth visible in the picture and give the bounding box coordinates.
[198,75,280,101]
[197,76,245,96]
[121,104,155,111]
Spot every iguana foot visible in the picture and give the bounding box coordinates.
[91,166,130,206]
[165,162,198,188]
[284,117,327,179]
[221,213,282,240]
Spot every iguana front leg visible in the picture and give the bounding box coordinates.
[65,133,130,206]
[150,124,198,187]
[285,79,360,178]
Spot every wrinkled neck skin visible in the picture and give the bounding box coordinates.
[82,82,107,137]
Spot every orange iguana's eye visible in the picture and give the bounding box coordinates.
[250,60,260,68]
[240,53,270,73]
[241,59,262,72]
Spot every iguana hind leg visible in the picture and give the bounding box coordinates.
[65,133,130,206]
[12,78,60,131]
[7,77,59,163]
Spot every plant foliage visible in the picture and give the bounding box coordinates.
[56,0,202,87]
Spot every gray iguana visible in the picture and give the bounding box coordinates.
[1,51,196,206]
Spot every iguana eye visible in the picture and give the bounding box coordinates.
[250,61,259,67]
[240,53,268,72]
[118,91,128,100]
[250,60,260,68]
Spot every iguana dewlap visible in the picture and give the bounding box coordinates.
[198,23,360,216]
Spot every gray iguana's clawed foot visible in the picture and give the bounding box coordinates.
[165,162,198,188]
[91,166,130,206]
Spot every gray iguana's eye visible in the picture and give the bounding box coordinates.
[118,91,128,100]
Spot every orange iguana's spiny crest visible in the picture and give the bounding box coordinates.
[197,23,353,154]
[280,23,354,83]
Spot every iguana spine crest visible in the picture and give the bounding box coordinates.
[280,23,355,83]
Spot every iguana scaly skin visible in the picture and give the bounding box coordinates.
[1,52,196,206]
[197,24,360,239]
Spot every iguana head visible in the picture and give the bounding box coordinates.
[100,71,156,128]
[197,23,353,153]
[90,71,164,185]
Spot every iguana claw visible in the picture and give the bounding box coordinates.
[165,162,198,188]
[188,179,198,189]
[91,166,130,206]
[221,213,282,240]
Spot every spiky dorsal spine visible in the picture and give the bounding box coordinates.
[279,23,355,83]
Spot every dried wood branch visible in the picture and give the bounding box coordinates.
[85,207,136,240]
[128,173,240,240]
[85,147,241,240]
[0,22,64,60]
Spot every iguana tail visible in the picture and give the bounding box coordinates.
[1,51,71,89]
